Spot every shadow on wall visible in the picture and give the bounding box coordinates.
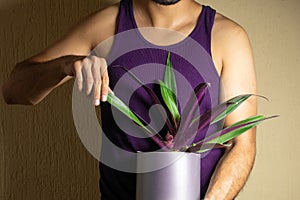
[0,0,117,199]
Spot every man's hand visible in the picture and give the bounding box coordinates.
[64,56,111,106]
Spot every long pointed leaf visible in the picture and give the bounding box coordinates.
[107,93,166,148]
[186,115,278,153]
[107,93,147,129]
[164,52,177,104]
[212,94,269,124]
[186,143,232,153]
[180,82,209,130]
[190,94,268,126]
[206,123,259,144]
[202,115,278,145]
[159,80,180,126]
[227,115,267,128]
[174,95,239,150]
[212,94,252,124]
[191,101,237,132]
[173,101,236,150]
[112,65,176,136]
[172,83,209,149]
[198,115,264,145]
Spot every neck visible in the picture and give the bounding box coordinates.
[133,0,201,29]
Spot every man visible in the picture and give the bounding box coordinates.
[2,0,257,199]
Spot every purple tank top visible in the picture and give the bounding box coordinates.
[99,0,223,199]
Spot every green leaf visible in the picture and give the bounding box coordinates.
[113,65,176,136]
[227,115,265,128]
[186,143,231,153]
[161,52,180,124]
[106,93,169,148]
[211,94,250,124]
[195,143,232,153]
[206,122,259,144]
[159,80,180,124]
[206,115,271,144]
[107,93,151,133]
[211,94,269,124]
[189,101,236,128]
[165,52,177,102]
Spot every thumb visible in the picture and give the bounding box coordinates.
[62,55,86,76]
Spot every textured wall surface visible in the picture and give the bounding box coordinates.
[1,0,299,199]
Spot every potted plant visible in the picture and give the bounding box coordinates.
[106,52,278,200]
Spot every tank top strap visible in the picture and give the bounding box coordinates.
[116,0,136,33]
[189,5,216,56]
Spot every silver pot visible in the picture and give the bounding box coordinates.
[136,151,201,200]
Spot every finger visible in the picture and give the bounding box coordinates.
[91,56,101,106]
[99,58,109,102]
[74,60,83,92]
[64,55,87,67]
[108,87,114,95]
[82,58,94,95]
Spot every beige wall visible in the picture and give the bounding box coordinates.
[0,0,299,199]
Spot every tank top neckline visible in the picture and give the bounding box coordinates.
[127,0,207,49]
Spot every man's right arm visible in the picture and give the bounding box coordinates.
[2,55,85,105]
[2,4,119,106]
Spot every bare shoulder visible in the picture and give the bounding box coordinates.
[213,12,249,42]
[211,12,253,75]
[69,2,120,48]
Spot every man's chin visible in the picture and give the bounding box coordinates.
[152,0,181,6]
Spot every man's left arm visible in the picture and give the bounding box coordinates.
[205,20,257,200]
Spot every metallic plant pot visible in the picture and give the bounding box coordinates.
[136,151,201,200]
